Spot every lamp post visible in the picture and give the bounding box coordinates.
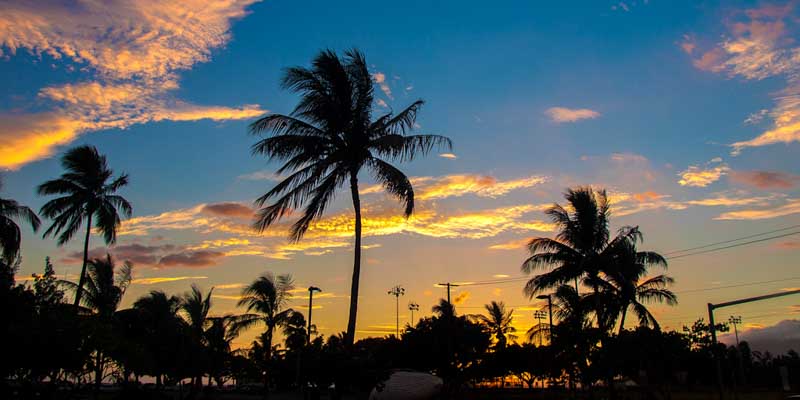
[536,294,553,344]
[388,285,405,337]
[408,302,419,325]
[307,286,321,346]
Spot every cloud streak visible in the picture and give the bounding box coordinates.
[545,107,600,123]
[0,0,264,169]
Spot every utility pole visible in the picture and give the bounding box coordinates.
[534,310,547,346]
[536,294,554,344]
[307,286,321,346]
[408,302,419,325]
[708,288,800,399]
[728,316,742,346]
[388,285,405,337]
[437,282,460,304]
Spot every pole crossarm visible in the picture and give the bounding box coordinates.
[710,288,800,310]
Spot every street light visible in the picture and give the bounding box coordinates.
[408,302,420,325]
[729,315,742,346]
[388,285,405,337]
[536,294,553,344]
[307,286,321,346]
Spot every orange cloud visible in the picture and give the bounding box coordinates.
[488,238,530,251]
[0,1,264,169]
[678,163,730,187]
[132,276,208,285]
[372,72,393,99]
[439,153,458,159]
[545,107,600,123]
[715,198,800,220]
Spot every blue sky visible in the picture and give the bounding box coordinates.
[1,0,799,347]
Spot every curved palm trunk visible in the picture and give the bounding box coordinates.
[74,213,92,307]
[345,173,362,346]
[618,306,628,335]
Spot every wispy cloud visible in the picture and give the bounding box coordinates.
[686,3,800,155]
[730,170,799,189]
[0,0,264,169]
[439,153,458,159]
[488,238,530,251]
[372,72,393,99]
[132,276,208,285]
[545,107,600,123]
[715,198,800,220]
[237,170,283,181]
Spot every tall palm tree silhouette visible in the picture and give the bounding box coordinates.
[180,284,214,388]
[248,49,451,344]
[522,187,640,297]
[60,254,132,391]
[233,272,294,394]
[38,146,131,306]
[473,301,516,350]
[0,177,40,265]
[585,239,676,333]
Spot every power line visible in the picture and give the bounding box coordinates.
[667,230,800,260]
[663,224,800,256]
[675,277,800,294]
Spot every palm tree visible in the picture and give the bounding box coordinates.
[60,254,132,391]
[473,301,516,350]
[180,284,214,388]
[233,273,294,393]
[522,187,641,297]
[282,311,310,352]
[585,240,676,334]
[133,290,183,388]
[205,316,239,387]
[432,298,456,319]
[248,49,451,344]
[0,177,41,265]
[38,145,131,306]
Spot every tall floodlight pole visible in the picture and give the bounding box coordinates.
[388,285,405,337]
[408,302,419,325]
[307,286,321,346]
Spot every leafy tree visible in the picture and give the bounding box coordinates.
[0,177,40,265]
[38,146,131,306]
[248,49,451,344]
[472,301,516,350]
[132,290,185,388]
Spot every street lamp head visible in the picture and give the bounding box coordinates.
[536,294,551,300]
[308,286,321,293]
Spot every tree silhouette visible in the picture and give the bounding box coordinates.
[473,301,516,350]
[180,284,214,388]
[522,187,642,297]
[0,177,40,265]
[60,254,132,392]
[38,146,131,306]
[233,272,294,395]
[248,49,451,344]
[585,239,676,333]
[133,290,183,388]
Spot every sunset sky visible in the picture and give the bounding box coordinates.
[2,0,800,349]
